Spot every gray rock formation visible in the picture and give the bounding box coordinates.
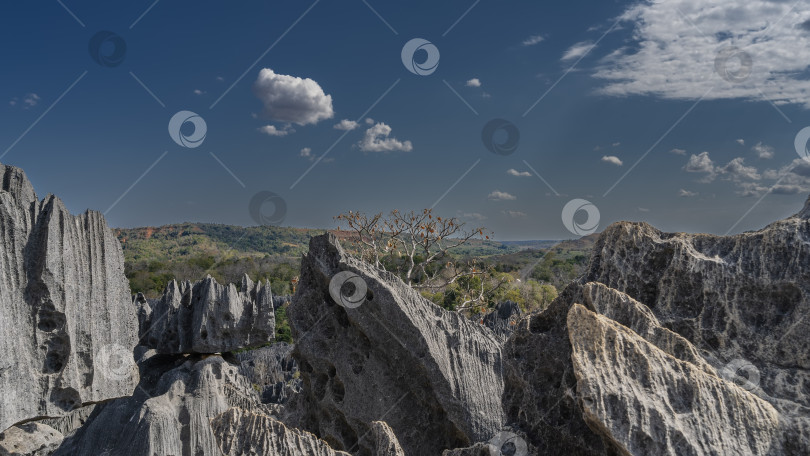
[504,200,810,455]
[368,421,405,456]
[0,164,139,432]
[136,274,275,354]
[568,301,785,455]
[0,422,63,456]
[236,342,301,405]
[480,301,522,339]
[54,355,268,455]
[211,407,350,456]
[286,233,504,455]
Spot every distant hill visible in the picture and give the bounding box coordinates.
[114,223,532,298]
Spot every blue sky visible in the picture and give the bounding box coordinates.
[2,0,810,240]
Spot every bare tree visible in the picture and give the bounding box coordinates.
[336,209,506,310]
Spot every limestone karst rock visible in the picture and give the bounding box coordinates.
[136,274,275,354]
[286,233,504,455]
[0,163,139,433]
[211,407,351,456]
[54,355,270,455]
[568,302,785,455]
[368,421,405,456]
[0,422,63,456]
[503,201,810,455]
[236,342,301,406]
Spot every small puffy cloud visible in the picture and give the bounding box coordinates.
[736,139,745,146]
[679,189,699,197]
[562,41,594,62]
[357,123,413,153]
[300,147,313,161]
[751,142,774,159]
[193,89,205,95]
[507,169,531,177]
[601,155,623,166]
[23,93,39,107]
[258,125,294,137]
[684,152,716,181]
[488,190,516,201]
[719,157,760,181]
[253,68,334,126]
[612,142,621,147]
[638,207,651,212]
[365,118,375,125]
[504,210,527,218]
[334,119,359,131]
[523,35,545,46]
[466,78,482,88]
[216,76,225,82]
[670,148,686,155]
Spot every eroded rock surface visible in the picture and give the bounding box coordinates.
[286,233,504,455]
[0,422,63,456]
[137,274,275,354]
[368,421,405,456]
[569,301,784,455]
[0,164,139,432]
[212,407,350,456]
[54,356,267,455]
[236,342,301,405]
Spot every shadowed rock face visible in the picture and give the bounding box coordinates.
[0,164,139,432]
[286,233,504,456]
[136,274,275,354]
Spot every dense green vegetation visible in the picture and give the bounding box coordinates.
[116,222,597,322]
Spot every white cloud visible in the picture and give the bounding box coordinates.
[523,35,545,46]
[365,118,375,125]
[488,190,516,201]
[595,0,810,107]
[670,148,686,155]
[23,93,39,107]
[216,76,225,82]
[736,139,746,146]
[466,78,482,88]
[253,68,334,126]
[334,119,359,131]
[357,123,413,153]
[257,125,294,137]
[684,152,717,182]
[300,147,313,161]
[638,207,651,212]
[601,155,623,166]
[504,210,527,218]
[679,189,699,197]
[507,169,531,177]
[612,142,621,147]
[193,89,205,95]
[562,41,595,62]
[719,157,761,181]
[751,142,774,159]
